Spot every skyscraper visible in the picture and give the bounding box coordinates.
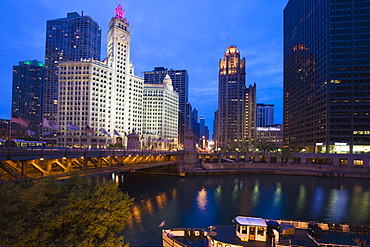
[12,60,45,138]
[256,103,274,127]
[57,4,143,148]
[44,12,101,135]
[143,67,189,144]
[284,0,370,154]
[143,74,179,150]
[190,107,200,143]
[215,46,256,149]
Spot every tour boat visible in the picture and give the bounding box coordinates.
[162,216,370,247]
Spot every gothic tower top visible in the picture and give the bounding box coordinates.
[114,4,128,23]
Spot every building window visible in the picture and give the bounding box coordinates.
[354,159,363,166]
[339,158,348,165]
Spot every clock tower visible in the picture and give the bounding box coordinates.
[106,4,144,142]
[107,4,131,72]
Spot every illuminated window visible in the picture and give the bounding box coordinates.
[339,158,348,165]
[354,159,363,166]
[257,227,265,236]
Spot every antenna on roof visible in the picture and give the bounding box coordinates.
[81,10,84,16]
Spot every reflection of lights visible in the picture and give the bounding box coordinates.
[349,186,369,222]
[296,185,306,213]
[172,188,177,199]
[215,185,222,200]
[131,204,142,223]
[145,199,154,216]
[215,185,222,195]
[197,188,208,212]
[311,187,324,218]
[232,183,239,203]
[328,189,348,222]
[156,192,167,209]
[253,181,259,193]
[273,182,282,207]
[251,181,260,207]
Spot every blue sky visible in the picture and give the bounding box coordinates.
[0,0,288,135]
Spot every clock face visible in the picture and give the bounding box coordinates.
[120,34,126,40]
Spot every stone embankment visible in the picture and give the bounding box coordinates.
[47,161,370,179]
[187,162,370,178]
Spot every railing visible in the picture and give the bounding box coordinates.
[0,147,178,161]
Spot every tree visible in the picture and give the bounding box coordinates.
[0,173,133,247]
[253,140,278,162]
[276,146,294,162]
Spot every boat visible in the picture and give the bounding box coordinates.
[162,216,370,247]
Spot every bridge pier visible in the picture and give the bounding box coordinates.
[64,158,72,172]
[178,131,199,173]
[20,160,26,177]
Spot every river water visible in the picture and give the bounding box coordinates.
[99,172,370,246]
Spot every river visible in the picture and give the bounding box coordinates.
[98,172,370,246]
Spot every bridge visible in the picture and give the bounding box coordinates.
[3,147,370,181]
[0,148,178,180]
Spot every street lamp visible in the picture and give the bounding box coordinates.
[217,148,221,163]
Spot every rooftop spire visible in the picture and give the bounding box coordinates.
[114,3,128,23]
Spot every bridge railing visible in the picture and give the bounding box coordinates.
[0,147,178,161]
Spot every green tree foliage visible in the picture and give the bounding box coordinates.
[0,173,133,247]
[278,146,294,160]
[253,140,278,162]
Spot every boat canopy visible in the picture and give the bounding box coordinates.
[234,216,267,227]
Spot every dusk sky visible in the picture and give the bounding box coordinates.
[0,0,288,135]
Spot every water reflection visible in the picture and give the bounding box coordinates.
[101,173,370,246]
[251,180,260,209]
[197,188,208,212]
[327,189,349,223]
[350,186,370,223]
[310,187,324,218]
[272,182,282,213]
[295,185,306,215]
[155,192,167,209]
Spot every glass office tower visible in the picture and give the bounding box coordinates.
[12,60,45,138]
[257,103,274,127]
[44,12,101,137]
[284,0,370,153]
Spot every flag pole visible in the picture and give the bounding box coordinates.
[8,114,12,147]
[41,118,44,142]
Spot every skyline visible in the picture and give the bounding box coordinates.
[0,0,288,135]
